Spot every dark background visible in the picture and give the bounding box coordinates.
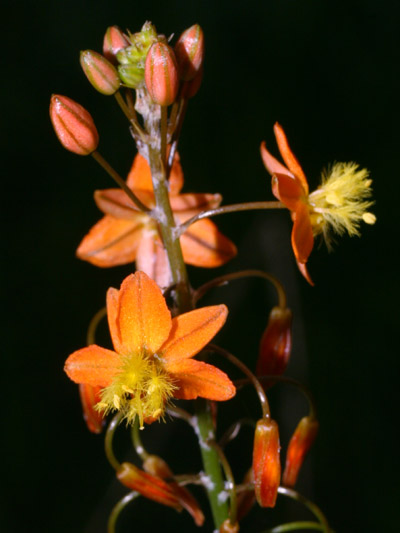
[2,1,398,531]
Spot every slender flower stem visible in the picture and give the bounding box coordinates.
[131,419,149,461]
[261,522,326,532]
[107,491,140,533]
[91,151,152,213]
[277,487,331,532]
[194,269,287,308]
[167,98,188,174]
[166,405,194,425]
[124,88,136,117]
[105,412,123,471]
[160,106,168,169]
[208,343,271,419]
[86,306,107,345]
[208,440,238,525]
[114,90,146,140]
[218,418,256,448]
[235,375,317,419]
[176,201,284,237]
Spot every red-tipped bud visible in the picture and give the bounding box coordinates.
[80,50,120,95]
[181,66,203,99]
[219,519,240,533]
[117,462,182,510]
[103,26,130,64]
[175,24,204,81]
[79,384,104,434]
[144,42,179,106]
[256,307,292,378]
[253,418,281,508]
[282,416,319,487]
[50,95,99,155]
[143,455,205,526]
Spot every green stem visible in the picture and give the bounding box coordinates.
[131,419,149,461]
[114,91,146,140]
[176,201,284,237]
[194,400,229,527]
[91,151,152,213]
[107,491,140,533]
[105,412,123,471]
[277,487,331,532]
[194,269,287,308]
[209,440,238,525]
[261,522,326,532]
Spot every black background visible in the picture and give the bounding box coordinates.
[2,1,398,532]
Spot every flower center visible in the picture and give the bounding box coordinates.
[97,351,176,428]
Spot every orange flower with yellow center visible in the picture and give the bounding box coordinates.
[77,153,237,287]
[64,271,235,427]
[261,123,376,284]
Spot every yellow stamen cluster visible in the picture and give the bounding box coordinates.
[96,352,176,428]
[308,162,376,248]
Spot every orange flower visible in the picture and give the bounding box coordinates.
[64,272,235,427]
[261,122,375,284]
[77,153,237,287]
[252,418,281,508]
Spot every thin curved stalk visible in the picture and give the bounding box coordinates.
[107,491,140,533]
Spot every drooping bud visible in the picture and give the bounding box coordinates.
[181,66,203,99]
[174,24,204,81]
[282,416,319,487]
[79,383,104,433]
[117,462,182,510]
[253,418,281,508]
[143,455,205,526]
[80,50,120,95]
[256,307,292,378]
[144,42,179,106]
[50,94,99,155]
[103,26,130,64]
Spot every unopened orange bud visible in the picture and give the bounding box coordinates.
[253,418,281,508]
[117,462,182,510]
[219,519,240,532]
[181,66,203,99]
[80,50,120,95]
[256,307,292,377]
[50,94,99,155]
[103,26,130,64]
[79,383,104,433]
[175,24,204,81]
[282,416,319,487]
[144,42,179,106]
[143,455,205,526]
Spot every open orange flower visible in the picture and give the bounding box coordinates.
[77,153,237,287]
[261,122,375,284]
[64,271,235,427]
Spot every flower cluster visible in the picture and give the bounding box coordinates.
[51,18,375,533]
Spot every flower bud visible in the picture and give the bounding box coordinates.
[143,455,205,526]
[145,42,179,106]
[175,24,204,81]
[181,66,203,99]
[253,418,281,507]
[50,94,99,155]
[219,519,239,533]
[117,462,182,510]
[79,383,104,434]
[118,63,145,88]
[80,50,120,95]
[256,307,292,378]
[282,416,319,487]
[103,26,130,64]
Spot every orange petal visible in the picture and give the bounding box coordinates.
[135,233,173,288]
[167,151,184,196]
[107,287,123,353]
[297,260,314,286]
[76,215,144,267]
[167,358,236,401]
[291,204,314,264]
[273,123,309,195]
[170,192,222,216]
[260,141,294,179]
[117,272,172,354]
[271,173,305,211]
[94,189,154,218]
[79,384,105,433]
[180,219,237,267]
[64,345,121,387]
[160,305,228,362]
[126,151,184,196]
